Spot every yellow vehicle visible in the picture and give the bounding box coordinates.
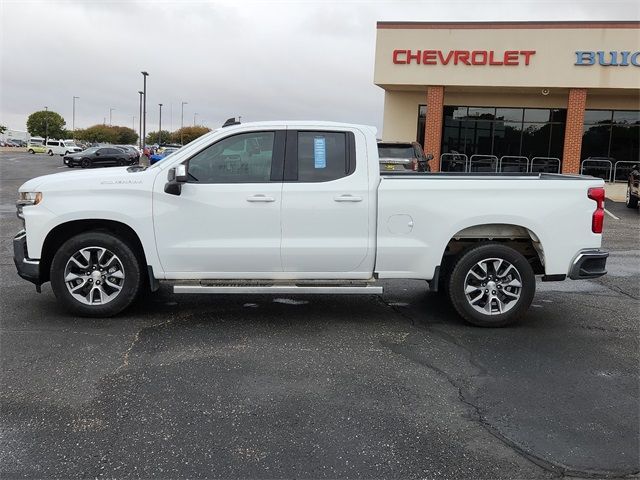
[27,138,47,154]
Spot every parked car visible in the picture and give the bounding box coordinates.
[9,139,26,147]
[46,139,82,156]
[149,147,179,165]
[14,121,608,327]
[626,164,639,208]
[27,143,47,154]
[63,147,136,168]
[115,145,140,163]
[377,141,431,172]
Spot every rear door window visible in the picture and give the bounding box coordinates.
[287,131,355,182]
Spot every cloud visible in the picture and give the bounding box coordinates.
[1,0,638,137]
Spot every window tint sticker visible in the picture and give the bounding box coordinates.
[314,136,326,169]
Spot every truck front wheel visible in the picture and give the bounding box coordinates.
[50,232,142,317]
[448,244,535,327]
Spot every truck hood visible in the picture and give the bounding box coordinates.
[19,167,149,192]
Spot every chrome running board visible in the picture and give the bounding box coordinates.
[173,284,383,295]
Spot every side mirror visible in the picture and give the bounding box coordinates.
[175,164,188,182]
[95,152,100,156]
[164,164,188,196]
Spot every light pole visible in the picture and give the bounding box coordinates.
[72,96,79,137]
[138,91,143,148]
[180,101,187,145]
[158,103,163,145]
[141,71,149,149]
[109,107,115,126]
[44,106,49,143]
[193,112,198,126]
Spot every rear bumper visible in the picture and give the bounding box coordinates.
[13,230,41,286]
[569,249,609,280]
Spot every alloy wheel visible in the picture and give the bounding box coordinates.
[63,246,125,305]
[463,257,522,315]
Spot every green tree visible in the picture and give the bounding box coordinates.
[74,124,138,144]
[0,125,6,135]
[113,126,138,145]
[26,110,66,140]
[75,124,119,144]
[145,130,172,145]
[171,126,211,145]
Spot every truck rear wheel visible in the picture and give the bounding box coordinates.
[50,232,141,317]
[448,244,535,327]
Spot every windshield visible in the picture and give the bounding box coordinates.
[378,145,415,159]
[80,147,99,154]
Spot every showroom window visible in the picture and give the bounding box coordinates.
[417,105,567,171]
[581,109,640,181]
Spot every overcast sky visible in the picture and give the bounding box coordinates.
[1,0,638,136]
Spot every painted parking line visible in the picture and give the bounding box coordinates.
[605,208,620,220]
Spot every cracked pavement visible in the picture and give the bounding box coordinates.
[1,153,638,478]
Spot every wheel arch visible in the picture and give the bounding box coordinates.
[40,219,151,286]
[439,223,545,281]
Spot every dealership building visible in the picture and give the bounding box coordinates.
[374,21,640,178]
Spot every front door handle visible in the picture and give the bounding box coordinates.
[334,194,363,202]
[247,194,275,203]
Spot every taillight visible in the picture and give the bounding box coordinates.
[588,187,605,234]
[411,158,418,171]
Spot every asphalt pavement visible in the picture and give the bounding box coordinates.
[1,152,638,479]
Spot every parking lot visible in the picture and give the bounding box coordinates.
[1,151,638,478]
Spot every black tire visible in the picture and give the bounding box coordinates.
[448,244,535,327]
[48,150,54,156]
[50,231,142,317]
[626,184,638,208]
[81,158,91,168]
[118,158,126,166]
[28,149,35,154]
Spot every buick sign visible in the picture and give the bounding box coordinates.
[575,51,640,66]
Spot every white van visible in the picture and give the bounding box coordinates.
[45,139,82,156]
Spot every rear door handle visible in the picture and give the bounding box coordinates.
[247,194,275,203]
[334,194,363,202]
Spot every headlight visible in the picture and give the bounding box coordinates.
[17,192,42,220]
[18,192,43,205]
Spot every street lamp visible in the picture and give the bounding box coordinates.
[141,71,149,149]
[72,96,79,137]
[138,91,143,148]
[181,101,188,145]
[109,107,115,126]
[193,112,198,126]
[158,103,163,145]
[44,106,49,143]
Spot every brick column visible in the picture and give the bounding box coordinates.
[561,88,587,174]
[423,86,444,172]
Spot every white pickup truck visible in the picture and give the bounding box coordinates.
[14,121,608,326]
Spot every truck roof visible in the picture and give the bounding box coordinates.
[219,120,377,136]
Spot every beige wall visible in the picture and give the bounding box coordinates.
[382,91,425,141]
[375,25,640,90]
